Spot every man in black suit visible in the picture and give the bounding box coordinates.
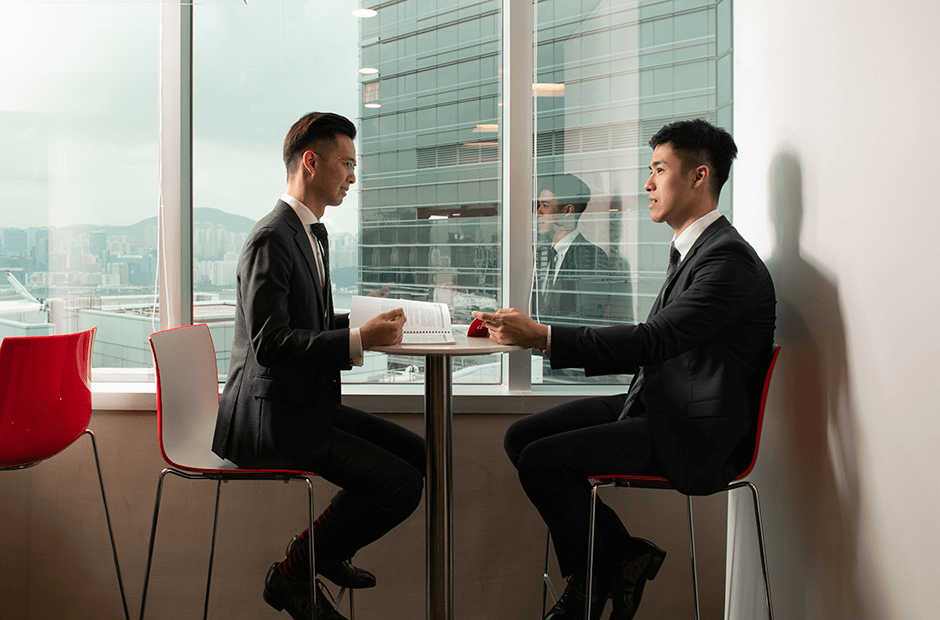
[213,112,426,620]
[533,174,611,328]
[474,119,775,620]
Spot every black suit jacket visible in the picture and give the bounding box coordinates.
[534,232,616,327]
[551,216,776,495]
[213,201,352,468]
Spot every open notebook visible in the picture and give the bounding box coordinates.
[349,296,456,344]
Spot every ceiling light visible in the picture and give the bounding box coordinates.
[472,124,499,133]
[533,83,565,97]
[364,103,382,109]
[359,67,379,75]
[352,8,377,18]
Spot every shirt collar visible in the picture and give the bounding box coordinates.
[673,209,721,261]
[552,229,580,258]
[281,192,320,226]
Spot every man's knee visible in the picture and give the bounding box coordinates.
[503,416,530,468]
[384,466,424,515]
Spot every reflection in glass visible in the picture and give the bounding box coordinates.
[532,0,732,385]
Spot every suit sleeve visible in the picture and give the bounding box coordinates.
[239,228,351,370]
[552,237,767,371]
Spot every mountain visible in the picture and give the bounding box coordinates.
[103,208,258,235]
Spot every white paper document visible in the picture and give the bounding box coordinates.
[349,296,456,344]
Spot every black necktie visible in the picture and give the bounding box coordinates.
[545,246,558,288]
[666,242,680,280]
[310,222,330,288]
[618,243,680,420]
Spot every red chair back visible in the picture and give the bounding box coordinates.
[149,323,238,471]
[0,327,97,468]
[735,344,781,480]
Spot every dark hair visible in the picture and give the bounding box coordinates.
[649,119,737,200]
[537,173,592,215]
[283,112,357,178]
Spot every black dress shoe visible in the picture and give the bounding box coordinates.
[609,538,667,620]
[263,564,348,620]
[286,534,377,589]
[543,571,612,620]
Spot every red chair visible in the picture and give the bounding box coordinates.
[0,327,129,620]
[543,345,781,620]
[143,324,352,620]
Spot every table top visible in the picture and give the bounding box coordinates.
[371,326,524,357]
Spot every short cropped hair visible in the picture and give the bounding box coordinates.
[649,119,737,200]
[283,112,357,178]
[538,173,592,216]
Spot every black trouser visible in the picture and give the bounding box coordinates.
[504,395,659,577]
[307,405,426,563]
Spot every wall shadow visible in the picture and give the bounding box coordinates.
[761,148,880,619]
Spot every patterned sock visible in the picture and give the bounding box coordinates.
[278,505,333,582]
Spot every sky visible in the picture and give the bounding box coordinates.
[0,0,363,236]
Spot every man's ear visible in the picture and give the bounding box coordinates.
[691,165,709,189]
[563,203,576,215]
[303,150,317,176]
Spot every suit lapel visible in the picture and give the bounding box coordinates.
[648,216,730,317]
[275,201,330,320]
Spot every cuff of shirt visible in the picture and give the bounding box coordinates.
[544,325,551,358]
[350,327,364,367]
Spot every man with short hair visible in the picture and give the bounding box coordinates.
[474,119,775,620]
[533,173,612,328]
[214,112,425,620]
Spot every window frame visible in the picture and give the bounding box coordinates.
[106,0,730,409]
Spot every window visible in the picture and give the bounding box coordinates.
[0,1,159,369]
[0,0,732,394]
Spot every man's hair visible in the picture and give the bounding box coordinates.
[283,112,357,178]
[538,173,592,216]
[649,119,737,200]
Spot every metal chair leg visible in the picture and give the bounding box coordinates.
[84,430,130,620]
[307,477,318,620]
[203,480,223,620]
[140,469,171,620]
[584,481,615,620]
[542,528,557,616]
[744,482,774,620]
[686,495,700,620]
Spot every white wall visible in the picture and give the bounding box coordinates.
[728,2,940,619]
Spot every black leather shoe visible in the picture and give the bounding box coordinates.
[286,535,377,589]
[263,564,348,620]
[544,571,612,620]
[609,538,667,620]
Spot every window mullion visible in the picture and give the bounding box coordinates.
[501,0,534,391]
[158,0,193,330]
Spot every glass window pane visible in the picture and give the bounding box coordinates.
[0,2,158,369]
[194,0,502,385]
[532,0,731,386]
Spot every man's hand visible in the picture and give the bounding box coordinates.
[366,282,394,298]
[361,308,406,348]
[471,308,547,350]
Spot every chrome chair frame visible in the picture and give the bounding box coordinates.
[143,324,353,620]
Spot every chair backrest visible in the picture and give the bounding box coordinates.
[149,324,237,471]
[735,343,781,480]
[0,327,97,468]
